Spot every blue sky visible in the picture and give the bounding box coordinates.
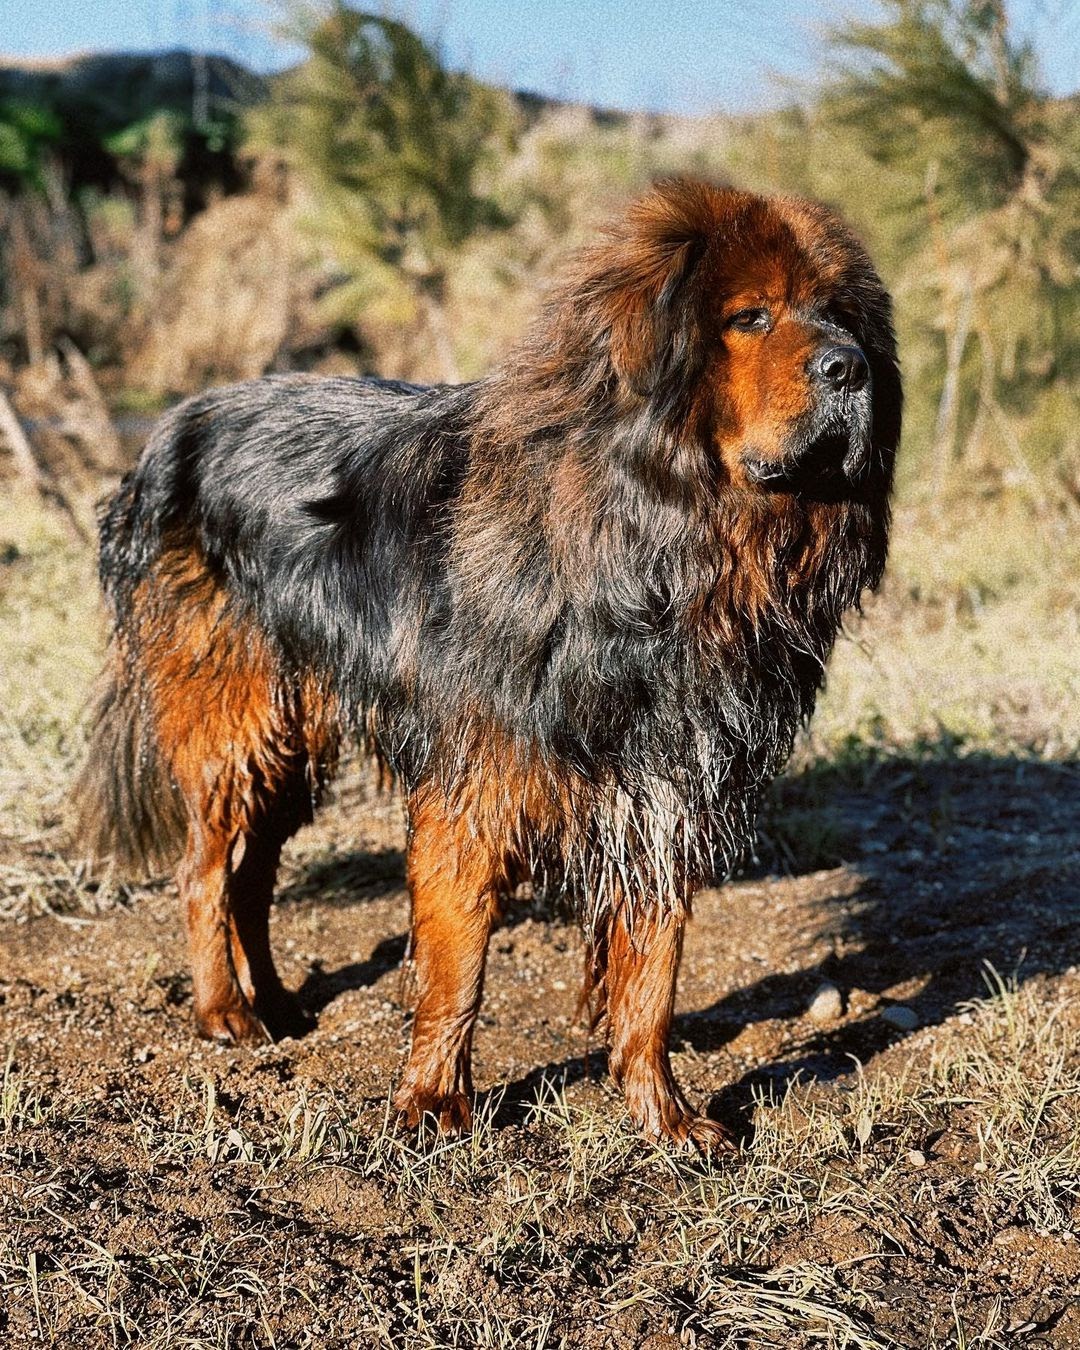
[3,0,1078,114]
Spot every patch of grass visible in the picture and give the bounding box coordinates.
[0,498,101,842]
[4,970,1071,1346]
[135,1074,371,1170]
[930,966,1080,1234]
[1,1048,52,1134]
[809,495,1080,760]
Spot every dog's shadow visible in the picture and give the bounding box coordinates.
[294,934,409,1014]
[278,843,566,1016]
[278,744,1080,1136]
[278,845,406,909]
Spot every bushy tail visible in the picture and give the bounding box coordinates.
[70,398,205,877]
[70,649,187,878]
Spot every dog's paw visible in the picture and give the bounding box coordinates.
[394,1085,473,1135]
[195,1000,268,1045]
[625,1083,738,1157]
[673,1112,738,1157]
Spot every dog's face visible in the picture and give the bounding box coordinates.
[708,228,876,490]
[589,180,901,497]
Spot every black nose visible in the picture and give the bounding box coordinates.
[815,345,869,393]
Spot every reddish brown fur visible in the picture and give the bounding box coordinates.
[592,907,728,1150]
[394,789,505,1131]
[131,547,338,1040]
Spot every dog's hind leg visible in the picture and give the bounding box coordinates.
[180,808,266,1044]
[225,812,311,1037]
[139,553,336,1043]
[394,790,503,1132]
[179,775,319,1043]
[596,905,735,1154]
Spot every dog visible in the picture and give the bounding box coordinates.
[75,177,901,1150]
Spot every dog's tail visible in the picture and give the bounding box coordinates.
[70,403,203,877]
[70,647,188,878]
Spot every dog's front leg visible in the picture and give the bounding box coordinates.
[394,791,500,1133]
[602,904,734,1154]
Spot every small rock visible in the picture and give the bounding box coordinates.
[906,1149,927,1167]
[881,1004,919,1031]
[807,981,843,1024]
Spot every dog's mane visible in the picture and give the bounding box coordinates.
[403,183,898,922]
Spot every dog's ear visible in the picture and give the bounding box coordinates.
[595,178,717,396]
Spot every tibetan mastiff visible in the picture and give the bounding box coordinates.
[76,178,901,1150]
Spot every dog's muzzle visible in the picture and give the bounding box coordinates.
[743,343,874,489]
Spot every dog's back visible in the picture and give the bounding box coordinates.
[98,376,448,631]
[75,374,467,875]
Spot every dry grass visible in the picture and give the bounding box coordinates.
[809,492,1080,759]
[2,973,1077,1347]
[0,495,99,851]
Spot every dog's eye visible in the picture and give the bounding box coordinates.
[822,303,855,334]
[727,308,772,333]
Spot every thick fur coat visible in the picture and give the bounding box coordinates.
[76,178,901,1146]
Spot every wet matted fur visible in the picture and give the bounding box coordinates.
[75,178,901,1148]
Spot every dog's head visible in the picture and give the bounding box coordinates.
[579,178,902,496]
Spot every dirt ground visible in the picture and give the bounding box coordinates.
[3,741,1080,1348]
[2,495,1080,1348]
